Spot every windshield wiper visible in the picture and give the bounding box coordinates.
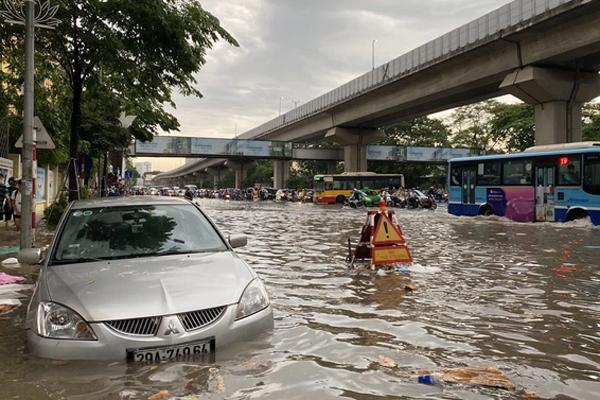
[51,256,110,265]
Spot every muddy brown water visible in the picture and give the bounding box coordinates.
[0,200,598,399]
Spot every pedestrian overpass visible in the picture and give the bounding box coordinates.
[136,136,479,188]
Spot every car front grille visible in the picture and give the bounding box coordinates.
[178,306,226,331]
[105,316,162,336]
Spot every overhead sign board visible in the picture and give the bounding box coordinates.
[134,136,293,159]
[366,145,478,162]
[15,116,56,149]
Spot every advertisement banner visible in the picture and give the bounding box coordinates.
[406,147,475,162]
[367,145,406,161]
[135,137,292,158]
[36,167,46,201]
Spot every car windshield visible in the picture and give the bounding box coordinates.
[51,204,227,264]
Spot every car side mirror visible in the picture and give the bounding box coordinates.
[229,234,247,249]
[17,248,42,265]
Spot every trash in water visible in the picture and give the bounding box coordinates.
[0,272,25,285]
[441,367,515,391]
[394,367,515,391]
[1,257,19,266]
[377,355,397,368]
[0,304,16,314]
[147,390,170,400]
[417,373,442,386]
[404,284,417,292]
[395,266,411,273]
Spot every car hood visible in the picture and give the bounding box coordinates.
[44,251,255,321]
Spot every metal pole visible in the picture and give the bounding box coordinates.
[372,40,377,70]
[20,0,35,249]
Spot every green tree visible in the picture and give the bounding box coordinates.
[583,103,600,141]
[381,116,451,147]
[451,101,499,151]
[28,0,238,200]
[488,102,535,151]
[369,116,451,187]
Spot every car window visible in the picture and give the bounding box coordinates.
[51,204,227,264]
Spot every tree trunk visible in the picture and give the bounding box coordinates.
[101,151,107,197]
[68,77,83,202]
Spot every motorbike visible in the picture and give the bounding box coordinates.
[347,188,381,208]
[406,189,437,209]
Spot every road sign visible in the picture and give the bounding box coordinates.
[372,245,412,264]
[15,116,55,149]
[372,214,405,245]
[124,170,133,179]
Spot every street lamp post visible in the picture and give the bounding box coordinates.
[371,39,377,70]
[1,0,60,249]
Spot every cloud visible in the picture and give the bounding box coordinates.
[155,1,507,141]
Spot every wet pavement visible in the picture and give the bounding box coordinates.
[1,199,599,399]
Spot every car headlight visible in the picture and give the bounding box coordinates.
[37,302,97,340]
[236,278,270,320]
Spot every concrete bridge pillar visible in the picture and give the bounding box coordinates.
[325,127,384,172]
[273,160,290,189]
[500,66,600,145]
[225,160,256,189]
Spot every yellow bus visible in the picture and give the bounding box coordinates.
[313,172,405,204]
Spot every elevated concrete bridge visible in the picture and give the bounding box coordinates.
[155,0,600,187]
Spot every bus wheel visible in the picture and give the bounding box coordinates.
[479,205,493,217]
[567,208,588,221]
[336,195,346,204]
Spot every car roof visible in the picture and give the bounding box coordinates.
[71,196,192,210]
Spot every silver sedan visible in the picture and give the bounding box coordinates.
[21,197,273,361]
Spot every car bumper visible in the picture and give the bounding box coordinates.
[27,304,273,361]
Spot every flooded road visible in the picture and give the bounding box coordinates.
[1,199,599,399]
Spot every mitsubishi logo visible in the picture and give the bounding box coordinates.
[163,320,180,336]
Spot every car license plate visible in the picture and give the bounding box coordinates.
[127,338,215,362]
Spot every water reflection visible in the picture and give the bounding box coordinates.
[1,200,599,399]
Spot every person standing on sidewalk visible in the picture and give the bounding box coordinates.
[10,179,21,230]
[0,173,8,228]
[4,177,16,228]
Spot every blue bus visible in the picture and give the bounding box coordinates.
[448,142,600,225]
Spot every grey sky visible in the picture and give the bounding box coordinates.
[136,0,507,170]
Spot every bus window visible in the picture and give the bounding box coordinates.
[584,154,600,194]
[450,165,462,186]
[325,182,333,190]
[477,162,501,186]
[558,157,581,186]
[314,181,324,191]
[503,160,532,185]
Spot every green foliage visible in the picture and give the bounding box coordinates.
[487,102,535,151]
[381,116,451,147]
[583,103,600,141]
[43,192,68,227]
[243,160,273,187]
[451,101,499,151]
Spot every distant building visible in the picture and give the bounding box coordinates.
[135,161,152,176]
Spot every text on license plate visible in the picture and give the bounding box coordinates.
[127,338,215,362]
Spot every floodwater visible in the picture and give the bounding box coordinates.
[1,200,599,399]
